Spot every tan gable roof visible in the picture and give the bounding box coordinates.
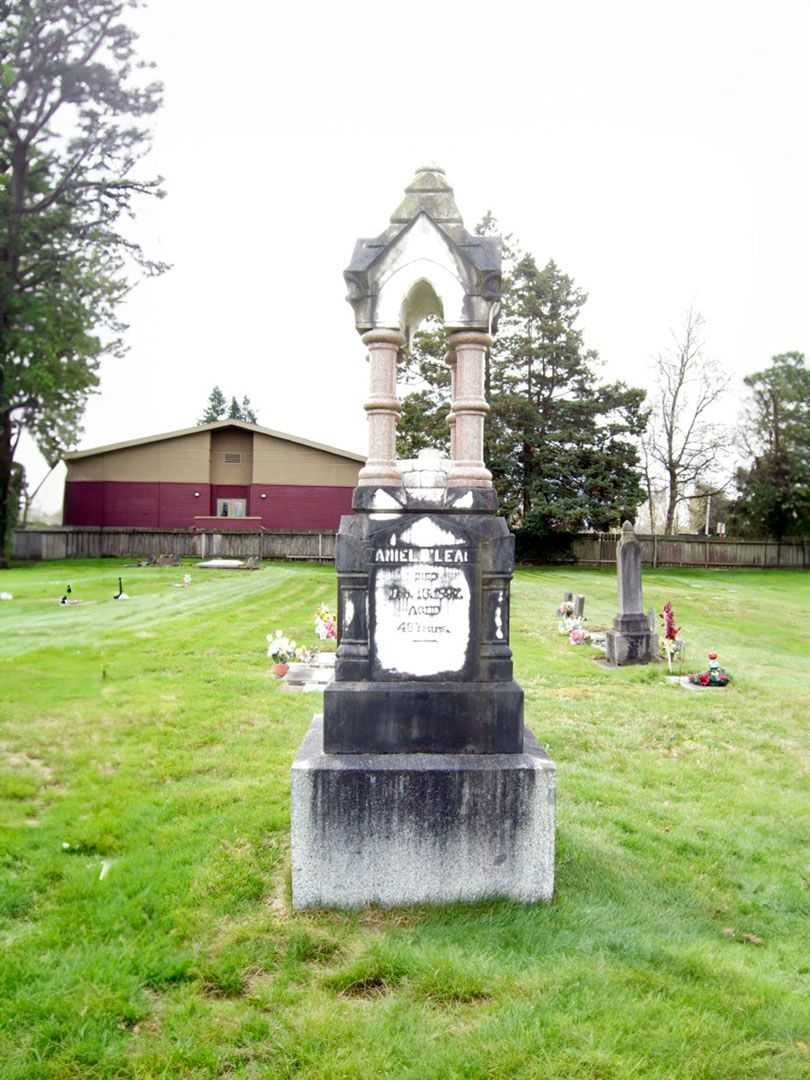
[63,420,366,464]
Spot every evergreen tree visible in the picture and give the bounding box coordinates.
[397,231,647,532]
[240,396,258,424]
[491,255,647,531]
[732,352,810,538]
[397,318,450,458]
[0,0,164,565]
[198,387,259,425]
[198,385,227,424]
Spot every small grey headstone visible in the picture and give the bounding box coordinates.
[605,522,657,665]
[574,595,585,618]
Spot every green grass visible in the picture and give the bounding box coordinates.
[1,558,809,1079]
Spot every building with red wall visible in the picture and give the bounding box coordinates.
[62,420,363,531]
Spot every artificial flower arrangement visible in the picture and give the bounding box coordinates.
[557,600,590,644]
[557,600,575,624]
[267,630,297,668]
[266,630,319,671]
[688,651,732,687]
[314,604,337,642]
[660,601,686,672]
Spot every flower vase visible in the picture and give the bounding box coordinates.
[272,662,289,678]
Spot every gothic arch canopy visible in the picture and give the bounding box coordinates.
[344,166,502,341]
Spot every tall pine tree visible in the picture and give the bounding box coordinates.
[240,396,257,424]
[491,254,647,531]
[732,352,810,538]
[198,385,226,423]
[197,387,259,425]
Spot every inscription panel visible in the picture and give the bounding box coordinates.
[371,545,473,679]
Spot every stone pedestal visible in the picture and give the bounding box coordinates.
[291,716,555,909]
[290,477,556,908]
[605,614,656,665]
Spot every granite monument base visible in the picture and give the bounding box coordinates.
[605,613,658,666]
[291,715,556,910]
[323,679,524,754]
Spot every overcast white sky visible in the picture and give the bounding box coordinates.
[21,0,810,514]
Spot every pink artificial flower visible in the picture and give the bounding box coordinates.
[570,628,587,645]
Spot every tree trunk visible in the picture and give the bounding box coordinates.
[664,471,679,535]
[0,412,13,568]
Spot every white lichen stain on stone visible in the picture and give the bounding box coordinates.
[344,597,355,629]
[371,489,402,510]
[406,487,445,504]
[399,517,462,547]
[495,605,504,640]
[370,512,402,520]
[452,491,474,508]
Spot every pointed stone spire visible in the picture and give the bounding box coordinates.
[389,166,463,226]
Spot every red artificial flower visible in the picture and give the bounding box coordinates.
[662,601,680,641]
[699,673,710,686]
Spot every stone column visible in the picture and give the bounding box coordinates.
[357,329,404,487]
[446,345,458,460]
[446,331,492,488]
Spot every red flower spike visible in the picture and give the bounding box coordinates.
[662,601,680,641]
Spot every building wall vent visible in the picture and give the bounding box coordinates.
[223,453,241,464]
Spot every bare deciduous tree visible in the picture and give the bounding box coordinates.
[642,309,731,534]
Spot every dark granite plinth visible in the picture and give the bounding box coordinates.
[328,490,521,753]
[291,715,555,909]
[324,679,524,754]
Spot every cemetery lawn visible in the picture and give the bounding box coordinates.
[1,560,810,1080]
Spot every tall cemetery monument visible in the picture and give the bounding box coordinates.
[290,167,556,908]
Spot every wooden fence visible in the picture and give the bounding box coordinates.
[12,527,809,569]
[12,527,337,563]
[571,533,809,569]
